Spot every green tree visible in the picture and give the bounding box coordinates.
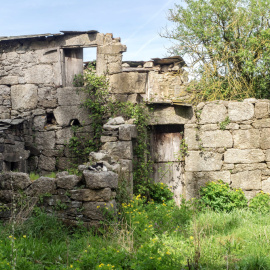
[164,0,270,102]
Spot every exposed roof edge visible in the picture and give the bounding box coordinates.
[0,30,99,42]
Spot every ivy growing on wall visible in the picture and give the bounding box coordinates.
[70,64,153,196]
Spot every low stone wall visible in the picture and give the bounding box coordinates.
[0,170,118,227]
[184,99,270,200]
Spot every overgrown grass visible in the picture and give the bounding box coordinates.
[1,196,270,269]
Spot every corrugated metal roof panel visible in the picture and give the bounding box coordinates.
[0,33,54,41]
[0,30,98,42]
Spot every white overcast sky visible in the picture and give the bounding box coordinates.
[0,0,179,61]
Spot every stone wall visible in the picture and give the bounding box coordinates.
[110,58,190,105]
[0,170,118,227]
[0,32,126,173]
[88,116,137,195]
[184,99,270,200]
[0,119,30,172]
[0,31,190,175]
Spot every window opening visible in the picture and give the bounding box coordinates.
[62,47,97,87]
[83,47,97,69]
[46,112,56,125]
[69,119,81,127]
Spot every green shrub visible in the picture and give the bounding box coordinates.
[249,191,270,213]
[199,180,248,212]
[148,182,174,203]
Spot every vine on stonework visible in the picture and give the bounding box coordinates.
[69,64,153,196]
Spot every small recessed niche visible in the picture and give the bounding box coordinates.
[46,112,56,125]
[5,161,19,172]
[69,119,81,127]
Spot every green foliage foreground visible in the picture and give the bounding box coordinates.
[1,182,270,270]
[165,0,270,102]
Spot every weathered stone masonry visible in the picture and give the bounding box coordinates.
[1,30,270,208]
[0,31,126,173]
[184,99,270,200]
[0,170,118,227]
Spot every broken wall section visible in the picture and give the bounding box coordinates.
[87,116,138,195]
[0,32,126,173]
[109,56,190,106]
[184,99,270,200]
[0,170,118,227]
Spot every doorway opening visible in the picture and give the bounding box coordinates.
[150,124,184,205]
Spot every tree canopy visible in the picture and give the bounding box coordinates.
[164,0,270,102]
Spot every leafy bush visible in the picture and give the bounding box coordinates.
[249,191,270,213]
[199,180,248,211]
[148,182,174,203]
[165,0,270,102]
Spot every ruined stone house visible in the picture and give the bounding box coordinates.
[0,30,270,204]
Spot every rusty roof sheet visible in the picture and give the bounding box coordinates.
[0,30,98,42]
